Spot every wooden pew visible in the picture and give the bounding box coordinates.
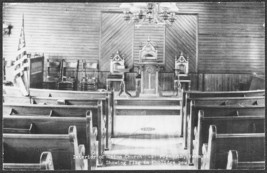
[226,150,265,170]
[4,86,114,139]
[194,111,265,169]
[3,126,86,170]
[30,96,112,150]
[187,105,265,166]
[184,97,264,150]
[181,89,265,138]
[29,88,114,138]
[3,152,54,171]
[201,125,265,169]
[193,96,265,106]
[183,96,265,149]
[3,94,112,150]
[3,103,106,158]
[3,113,98,170]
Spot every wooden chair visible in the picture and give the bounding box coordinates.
[226,150,265,170]
[174,52,191,95]
[43,59,62,89]
[201,125,265,169]
[194,111,265,169]
[106,51,130,96]
[80,60,98,91]
[58,60,79,90]
[3,112,98,170]
[3,152,54,171]
[3,126,86,170]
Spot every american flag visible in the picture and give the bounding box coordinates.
[12,14,30,96]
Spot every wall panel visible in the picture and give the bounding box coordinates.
[3,2,265,80]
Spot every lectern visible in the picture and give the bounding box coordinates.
[135,38,163,96]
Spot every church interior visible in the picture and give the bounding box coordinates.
[2,2,265,171]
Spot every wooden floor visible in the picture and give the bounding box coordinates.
[98,115,194,170]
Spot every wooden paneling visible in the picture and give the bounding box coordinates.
[100,13,133,71]
[3,2,265,79]
[165,15,197,72]
[133,23,165,65]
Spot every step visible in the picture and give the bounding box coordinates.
[115,99,181,106]
[115,108,180,116]
[115,105,181,110]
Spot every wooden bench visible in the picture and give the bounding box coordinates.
[192,96,265,106]
[183,100,265,149]
[3,151,54,171]
[3,126,86,170]
[29,88,114,134]
[187,105,265,166]
[201,125,265,169]
[3,95,112,150]
[3,103,106,158]
[194,111,265,169]
[226,150,265,170]
[3,113,98,170]
[4,86,114,137]
[181,89,265,137]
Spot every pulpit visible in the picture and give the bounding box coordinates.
[135,38,163,96]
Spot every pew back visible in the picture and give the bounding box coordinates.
[3,114,98,170]
[226,150,265,170]
[3,103,106,158]
[202,125,265,169]
[3,126,85,170]
[194,112,265,169]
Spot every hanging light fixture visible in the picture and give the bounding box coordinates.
[119,2,179,26]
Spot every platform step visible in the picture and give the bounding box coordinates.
[116,110,180,116]
[115,100,180,106]
[116,105,181,110]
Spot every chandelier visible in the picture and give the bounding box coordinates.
[119,3,179,26]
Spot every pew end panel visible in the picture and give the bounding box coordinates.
[227,150,265,170]
[3,151,54,171]
[201,125,265,169]
[3,125,86,170]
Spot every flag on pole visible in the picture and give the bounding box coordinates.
[12,14,30,96]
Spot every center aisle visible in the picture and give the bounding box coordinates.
[98,115,194,170]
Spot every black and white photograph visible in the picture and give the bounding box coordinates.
[2,1,265,171]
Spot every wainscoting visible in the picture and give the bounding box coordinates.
[67,72,255,92]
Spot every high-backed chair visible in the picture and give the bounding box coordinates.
[43,59,62,89]
[80,60,98,91]
[106,51,130,96]
[58,60,79,90]
[174,52,191,95]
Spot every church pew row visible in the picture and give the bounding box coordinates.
[3,151,54,171]
[3,87,114,148]
[201,125,265,169]
[3,113,98,170]
[30,88,114,140]
[184,99,264,149]
[3,103,106,157]
[183,96,265,142]
[180,89,265,137]
[193,111,265,169]
[3,95,112,151]
[187,105,265,165]
[3,126,87,170]
[226,150,265,170]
